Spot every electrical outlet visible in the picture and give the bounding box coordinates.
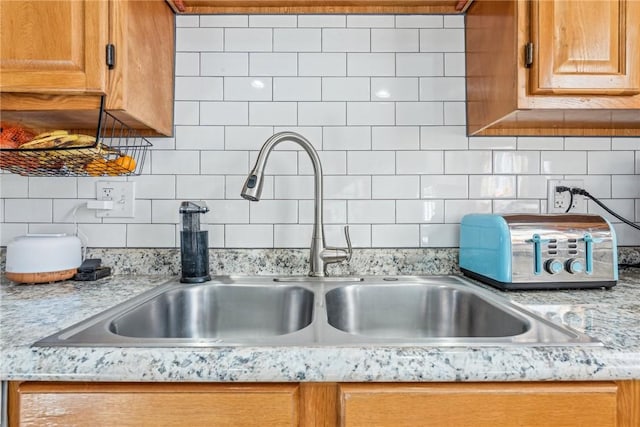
[96,181,135,218]
[547,179,586,213]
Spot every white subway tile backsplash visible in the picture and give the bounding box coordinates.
[249,150,298,175]
[274,29,321,52]
[0,174,28,197]
[347,53,395,76]
[420,224,459,247]
[469,175,516,198]
[347,102,394,125]
[420,77,465,101]
[421,175,468,199]
[322,29,370,52]
[322,78,370,101]
[397,200,444,223]
[299,102,346,126]
[323,127,371,150]
[299,200,346,224]
[224,77,273,101]
[274,176,314,199]
[372,176,420,199]
[396,15,443,28]
[200,15,247,27]
[176,176,224,199]
[588,151,635,174]
[493,151,540,174]
[396,102,443,125]
[274,78,321,101]
[200,101,248,125]
[445,151,492,174]
[175,77,223,101]
[127,224,176,248]
[249,102,297,126]
[225,28,272,51]
[421,126,468,150]
[249,15,296,28]
[396,151,443,174]
[27,177,76,198]
[201,151,249,175]
[541,151,587,174]
[324,176,371,199]
[299,151,347,175]
[372,127,419,150]
[131,175,176,199]
[299,53,346,76]
[210,200,250,224]
[81,224,127,247]
[420,29,464,52]
[226,224,273,247]
[444,199,492,223]
[174,101,200,125]
[177,28,223,52]
[250,53,297,76]
[348,152,395,175]
[396,53,444,77]
[371,78,419,101]
[6,15,640,251]
[372,29,419,52]
[274,224,313,247]
[250,200,298,223]
[348,200,395,223]
[153,151,200,175]
[372,224,419,247]
[175,52,200,76]
[347,15,395,28]
[298,15,346,28]
[175,126,225,150]
[201,53,248,76]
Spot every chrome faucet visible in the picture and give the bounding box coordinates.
[241,131,352,277]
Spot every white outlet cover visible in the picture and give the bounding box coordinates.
[96,181,136,218]
[547,179,586,214]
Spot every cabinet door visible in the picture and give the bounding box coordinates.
[530,0,640,95]
[9,382,300,427]
[0,0,108,94]
[338,382,618,427]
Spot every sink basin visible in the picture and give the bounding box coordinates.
[35,275,600,347]
[325,283,528,338]
[109,284,314,339]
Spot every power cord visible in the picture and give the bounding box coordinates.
[556,186,640,232]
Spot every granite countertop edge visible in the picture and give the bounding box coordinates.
[2,272,640,383]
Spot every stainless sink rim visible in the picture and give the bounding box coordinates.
[34,275,601,348]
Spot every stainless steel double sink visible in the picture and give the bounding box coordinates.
[35,275,599,347]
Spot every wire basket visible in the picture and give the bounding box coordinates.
[0,104,152,177]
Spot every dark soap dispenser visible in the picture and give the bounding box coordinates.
[179,201,211,283]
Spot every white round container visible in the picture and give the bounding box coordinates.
[5,234,82,283]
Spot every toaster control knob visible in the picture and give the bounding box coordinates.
[544,259,563,275]
[565,259,584,274]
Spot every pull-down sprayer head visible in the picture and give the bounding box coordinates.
[240,169,263,202]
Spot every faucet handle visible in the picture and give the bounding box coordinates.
[343,225,352,262]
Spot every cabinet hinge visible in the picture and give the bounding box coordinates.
[524,42,534,68]
[106,44,116,69]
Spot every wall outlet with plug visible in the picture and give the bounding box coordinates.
[95,181,136,218]
[547,179,586,213]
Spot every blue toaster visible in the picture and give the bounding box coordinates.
[459,213,618,290]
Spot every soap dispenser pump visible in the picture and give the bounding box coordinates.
[179,201,211,283]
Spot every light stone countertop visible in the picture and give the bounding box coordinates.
[2,269,640,383]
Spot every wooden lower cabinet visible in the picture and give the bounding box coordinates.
[8,380,640,427]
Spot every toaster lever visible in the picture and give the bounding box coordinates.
[581,233,603,275]
[527,234,544,275]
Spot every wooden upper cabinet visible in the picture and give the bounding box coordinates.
[465,0,640,136]
[0,1,108,94]
[530,0,640,96]
[0,0,174,136]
